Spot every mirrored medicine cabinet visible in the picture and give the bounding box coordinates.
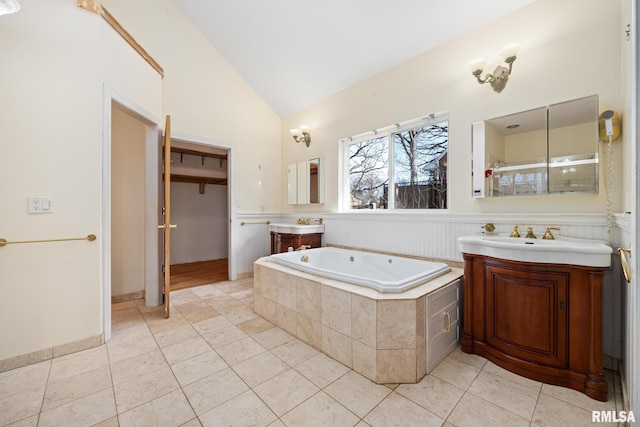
[472,95,599,198]
[288,158,324,204]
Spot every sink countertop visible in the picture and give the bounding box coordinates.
[269,223,325,234]
[458,233,612,267]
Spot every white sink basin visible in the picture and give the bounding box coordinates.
[458,234,612,267]
[269,223,325,234]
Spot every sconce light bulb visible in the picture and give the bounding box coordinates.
[467,57,487,75]
[500,43,520,61]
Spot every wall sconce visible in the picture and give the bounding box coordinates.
[468,43,519,93]
[290,125,311,147]
[0,0,20,16]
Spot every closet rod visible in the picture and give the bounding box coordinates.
[240,221,271,226]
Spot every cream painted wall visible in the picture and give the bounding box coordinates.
[100,0,283,214]
[0,0,280,362]
[282,0,623,215]
[111,106,146,298]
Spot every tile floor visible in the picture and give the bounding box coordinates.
[0,278,627,427]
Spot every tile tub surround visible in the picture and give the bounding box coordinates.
[254,257,464,384]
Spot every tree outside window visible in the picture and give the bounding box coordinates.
[346,117,448,210]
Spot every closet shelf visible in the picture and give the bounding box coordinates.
[170,174,227,194]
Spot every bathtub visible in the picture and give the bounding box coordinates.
[254,250,463,384]
[266,247,451,293]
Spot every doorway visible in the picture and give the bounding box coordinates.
[168,139,230,291]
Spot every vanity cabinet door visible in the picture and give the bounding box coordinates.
[484,264,568,368]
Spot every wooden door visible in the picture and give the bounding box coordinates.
[159,115,176,318]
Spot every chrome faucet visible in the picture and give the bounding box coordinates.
[525,227,537,239]
[542,227,560,240]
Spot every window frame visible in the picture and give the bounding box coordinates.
[339,113,450,212]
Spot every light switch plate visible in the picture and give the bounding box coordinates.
[28,197,54,213]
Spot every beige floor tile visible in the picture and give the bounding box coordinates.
[236,316,274,335]
[42,365,112,411]
[430,356,480,390]
[38,388,116,427]
[181,305,222,324]
[118,389,195,427]
[531,392,618,427]
[252,327,295,350]
[253,369,320,416]
[199,390,277,427]
[232,351,289,387]
[482,360,543,390]
[48,345,109,383]
[192,315,233,335]
[295,352,350,389]
[395,374,465,419]
[143,310,190,335]
[5,414,39,426]
[109,323,153,347]
[171,289,202,306]
[325,370,391,418]
[271,338,319,366]
[216,337,266,365]
[110,349,168,386]
[179,418,204,427]
[468,370,540,419]
[267,419,286,427]
[201,324,248,349]
[191,284,227,299]
[153,323,200,348]
[540,383,616,413]
[183,368,249,415]
[281,391,360,427]
[0,359,50,397]
[447,393,530,427]
[222,305,259,324]
[363,392,443,427]
[447,346,488,370]
[107,334,160,365]
[162,336,212,365]
[0,385,48,425]
[171,350,228,387]
[113,365,180,413]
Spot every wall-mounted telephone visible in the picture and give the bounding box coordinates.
[599,110,621,141]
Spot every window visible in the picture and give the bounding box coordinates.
[343,115,448,210]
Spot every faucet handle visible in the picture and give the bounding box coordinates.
[510,225,520,238]
[542,227,560,240]
[525,227,537,239]
[481,223,496,233]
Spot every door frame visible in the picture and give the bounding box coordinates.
[102,85,161,342]
[170,131,237,281]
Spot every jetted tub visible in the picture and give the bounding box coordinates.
[254,248,463,384]
[266,247,451,293]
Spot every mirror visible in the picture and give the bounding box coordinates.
[287,158,324,204]
[472,95,599,197]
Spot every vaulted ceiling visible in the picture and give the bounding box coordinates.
[173,0,535,117]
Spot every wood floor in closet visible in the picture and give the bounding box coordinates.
[170,258,228,291]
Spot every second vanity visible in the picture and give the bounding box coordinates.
[459,230,612,401]
[269,222,324,254]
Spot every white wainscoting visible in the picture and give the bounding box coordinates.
[235,211,613,275]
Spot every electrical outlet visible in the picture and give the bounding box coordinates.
[28,197,54,214]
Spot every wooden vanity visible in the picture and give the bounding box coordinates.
[270,231,322,254]
[461,253,608,401]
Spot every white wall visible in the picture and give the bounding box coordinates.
[170,182,228,264]
[282,0,623,216]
